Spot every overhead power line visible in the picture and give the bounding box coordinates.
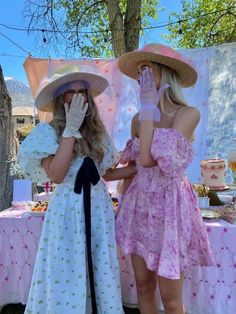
[0,6,235,34]
[0,6,235,57]
[0,31,30,54]
[0,53,25,58]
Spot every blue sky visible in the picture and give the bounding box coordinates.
[0,0,182,83]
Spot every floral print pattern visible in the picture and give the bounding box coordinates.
[116,128,215,280]
[18,123,124,313]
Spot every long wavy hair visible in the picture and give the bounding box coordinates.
[49,88,106,163]
[151,62,189,114]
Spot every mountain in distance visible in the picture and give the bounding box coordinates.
[4,77,34,107]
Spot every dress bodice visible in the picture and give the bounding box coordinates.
[18,122,120,186]
[120,128,194,191]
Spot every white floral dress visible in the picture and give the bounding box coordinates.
[18,122,124,314]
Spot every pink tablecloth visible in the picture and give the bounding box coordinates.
[119,220,236,314]
[0,208,236,314]
[0,208,44,308]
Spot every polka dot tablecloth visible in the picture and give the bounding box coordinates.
[0,208,236,314]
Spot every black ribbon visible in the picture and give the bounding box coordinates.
[74,156,100,314]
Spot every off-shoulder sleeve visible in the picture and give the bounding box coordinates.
[18,122,59,185]
[151,128,194,177]
[98,132,121,176]
[119,139,135,164]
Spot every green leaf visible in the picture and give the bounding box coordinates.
[166,0,236,48]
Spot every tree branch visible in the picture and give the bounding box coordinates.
[207,10,236,45]
[76,1,105,27]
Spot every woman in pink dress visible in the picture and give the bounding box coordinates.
[116,43,215,314]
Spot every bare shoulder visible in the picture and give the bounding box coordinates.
[175,106,200,123]
[173,106,200,139]
[132,112,140,124]
[131,112,140,138]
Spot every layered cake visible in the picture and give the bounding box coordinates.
[201,159,227,190]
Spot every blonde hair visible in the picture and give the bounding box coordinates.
[151,62,188,114]
[151,62,195,141]
[50,88,106,163]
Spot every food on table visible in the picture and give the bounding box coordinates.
[112,197,119,210]
[192,184,209,197]
[220,203,236,224]
[31,201,48,212]
[200,159,227,190]
[208,191,225,206]
[200,209,221,219]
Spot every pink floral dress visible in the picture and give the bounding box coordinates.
[116,128,215,280]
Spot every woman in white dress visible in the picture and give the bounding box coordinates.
[19,64,136,314]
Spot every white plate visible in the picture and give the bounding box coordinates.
[27,201,47,216]
[217,194,233,203]
[201,209,221,219]
[28,210,45,217]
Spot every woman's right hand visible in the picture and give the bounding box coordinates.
[140,67,169,105]
[62,93,88,139]
[140,67,159,105]
[139,67,169,122]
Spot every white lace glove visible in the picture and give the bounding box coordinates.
[62,93,88,139]
[139,67,169,122]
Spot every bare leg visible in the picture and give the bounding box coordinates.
[158,273,185,314]
[131,254,159,314]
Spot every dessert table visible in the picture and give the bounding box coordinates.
[0,207,236,314]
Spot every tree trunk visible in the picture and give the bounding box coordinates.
[105,0,141,56]
[124,0,141,52]
[105,0,126,57]
[0,66,14,211]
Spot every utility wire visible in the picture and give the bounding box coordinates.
[0,6,235,34]
[0,53,26,58]
[0,6,235,57]
[0,31,30,54]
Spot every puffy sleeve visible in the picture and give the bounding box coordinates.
[98,132,121,176]
[119,139,135,164]
[151,128,194,177]
[18,122,59,185]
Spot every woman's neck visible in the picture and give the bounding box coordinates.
[159,99,183,115]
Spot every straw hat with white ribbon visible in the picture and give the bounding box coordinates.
[34,64,108,112]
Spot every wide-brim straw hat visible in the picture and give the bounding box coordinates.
[34,64,108,112]
[118,43,198,87]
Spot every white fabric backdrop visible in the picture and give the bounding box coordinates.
[180,47,211,183]
[206,42,236,182]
